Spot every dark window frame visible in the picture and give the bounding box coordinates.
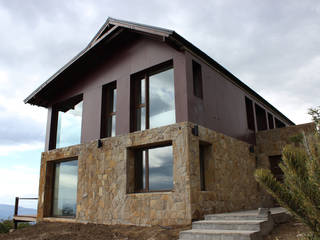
[267,113,274,129]
[275,118,286,128]
[51,157,78,218]
[101,81,117,138]
[255,103,268,131]
[192,60,203,99]
[133,141,173,193]
[245,96,255,131]
[130,60,174,132]
[49,94,83,150]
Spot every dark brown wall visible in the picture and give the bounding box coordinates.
[45,35,187,150]
[184,51,289,143]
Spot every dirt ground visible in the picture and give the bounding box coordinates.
[0,222,190,240]
[0,218,310,240]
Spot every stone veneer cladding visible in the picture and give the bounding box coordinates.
[37,121,316,226]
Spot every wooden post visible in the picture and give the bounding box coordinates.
[14,197,19,216]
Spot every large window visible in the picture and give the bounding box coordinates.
[52,95,83,149]
[255,103,267,131]
[52,159,78,217]
[101,81,117,138]
[131,60,175,132]
[133,144,173,192]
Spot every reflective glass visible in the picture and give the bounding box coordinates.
[56,101,82,148]
[148,145,173,191]
[136,107,146,131]
[53,159,78,217]
[149,68,175,128]
[140,79,145,104]
[112,88,117,113]
[111,115,116,137]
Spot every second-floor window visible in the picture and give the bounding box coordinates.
[130,60,175,132]
[101,81,117,138]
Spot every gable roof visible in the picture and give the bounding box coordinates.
[24,17,294,125]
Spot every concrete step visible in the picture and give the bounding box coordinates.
[192,219,267,231]
[179,229,262,240]
[205,213,264,221]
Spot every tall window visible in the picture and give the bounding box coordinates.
[245,97,255,131]
[101,81,117,138]
[53,95,83,149]
[255,104,267,131]
[268,113,274,129]
[133,144,173,192]
[192,60,203,98]
[52,159,78,217]
[131,60,175,132]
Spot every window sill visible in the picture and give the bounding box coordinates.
[127,191,173,197]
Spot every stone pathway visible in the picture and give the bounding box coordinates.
[179,207,289,240]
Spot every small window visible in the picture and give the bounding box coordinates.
[269,155,283,182]
[52,158,78,217]
[255,104,267,131]
[192,60,203,98]
[275,118,286,128]
[245,97,255,131]
[268,113,274,129]
[51,95,83,149]
[130,60,175,132]
[101,81,117,138]
[130,144,173,192]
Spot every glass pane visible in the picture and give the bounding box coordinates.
[148,145,173,191]
[112,88,117,113]
[53,159,78,217]
[142,150,146,190]
[136,107,146,131]
[140,79,145,104]
[56,101,82,148]
[149,68,175,129]
[111,115,116,137]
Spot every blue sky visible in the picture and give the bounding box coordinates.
[0,0,319,209]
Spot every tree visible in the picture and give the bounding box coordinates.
[255,130,320,239]
[308,106,320,132]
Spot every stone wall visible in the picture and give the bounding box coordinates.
[37,122,314,226]
[38,122,192,226]
[188,125,260,220]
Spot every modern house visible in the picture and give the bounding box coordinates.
[25,17,314,226]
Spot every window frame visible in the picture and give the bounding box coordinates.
[132,142,173,193]
[130,60,174,132]
[192,60,203,99]
[101,81,117,138]
[51,157,78,218]
[49,94,83,150]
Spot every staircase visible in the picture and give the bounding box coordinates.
[179,208,280,240]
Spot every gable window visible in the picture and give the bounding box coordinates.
[131,60,175,131]
[192,60,203,98]
[101,81,117,138]
[52,158,78,217]
[275,118,286,128]
[255,104,267,131]
[268,113,274,129]
[130,143,173,192]
[51,95,83,149]
[245,97,255,131]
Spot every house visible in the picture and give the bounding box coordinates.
[25,18,314,226]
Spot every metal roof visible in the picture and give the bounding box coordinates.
[24,17,294,125]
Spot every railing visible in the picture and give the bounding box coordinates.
[13,197,38,229]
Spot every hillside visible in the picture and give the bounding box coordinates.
[0,204,36,220]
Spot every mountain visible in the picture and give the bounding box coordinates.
[0,204,37,220]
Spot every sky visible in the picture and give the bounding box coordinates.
[0,0,319,209]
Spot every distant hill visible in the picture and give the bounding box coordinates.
[0,204,36,220]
